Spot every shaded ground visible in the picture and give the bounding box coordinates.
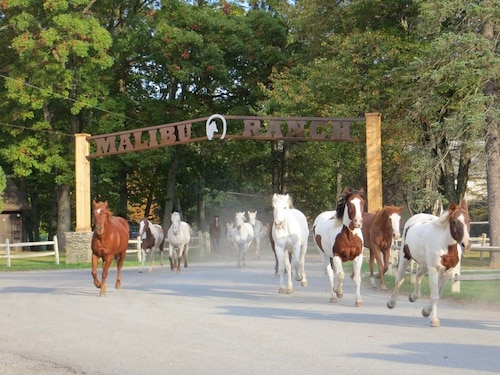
[0,251,499,375]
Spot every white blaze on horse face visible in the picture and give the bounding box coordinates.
[139,219,146,237]
[345,197,363,228]
[389,213,401,239]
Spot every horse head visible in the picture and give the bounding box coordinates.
[235,212,246,229]
[272,193,292,229]
[247,211,257,226]
[92,200,111,235]
[387,206,403,240]
[171,212,181,234]
[448,200,471,251]
[336,189,364,230]
[139,217,150,237]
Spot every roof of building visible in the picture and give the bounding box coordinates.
[1,178,31,212]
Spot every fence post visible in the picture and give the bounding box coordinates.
[452,259,461,293]
[136,236,142,262]
[480,233,487,260]
[53,235,60,265]
[6,239,11,267]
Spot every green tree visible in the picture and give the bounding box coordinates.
[0,0,113,246]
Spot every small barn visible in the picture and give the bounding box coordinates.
[0,178,31,244]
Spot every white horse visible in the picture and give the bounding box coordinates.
[247,210,268,258]
[312,189,365,306]
[387,200,471,327]
[139,217,165,273]
[232,212,254,267]
[271,193,309,294]
[167,212,191,272]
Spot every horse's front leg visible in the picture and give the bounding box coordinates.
[352,254,364,307]
[148,246,155,272]
[139,248,146,273]
[115,250,126,290]
[99,255,113,297]
[387,253,410,309]
[183,245,189,268]
[168,244,175,271]
[369,249,376,288]
[277,247,291,294]
[91,254,101,289]
[323,256,337,303]
[422,268,440,327]
[379,248,391,290]
[331,256,344,298]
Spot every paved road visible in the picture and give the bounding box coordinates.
[1,253,499,375]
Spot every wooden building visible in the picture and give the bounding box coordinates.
[0,178,31,244]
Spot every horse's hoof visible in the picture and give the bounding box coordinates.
[370,278,377,288]
[139,269,143,273]
[115,283,121,289]
[329,297,338,303]
[409,294,418,303]
[301,280,308,287]
[355,300,364,307]
[387,300,396,309]
[430,319,441,327]
[380,284,388,291]
[99,291,106,297]
[336,292,344,299]
[422,307,431,318]
[286,288,293,294]
[279,287,286,294]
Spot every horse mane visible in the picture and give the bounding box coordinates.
[335,189,365,219]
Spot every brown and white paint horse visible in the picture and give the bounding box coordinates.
[313,189,365,306]
[362,206,402,290]
[387,200,471,327]
[139,217,165,273]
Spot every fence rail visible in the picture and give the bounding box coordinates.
[0,236,60,267]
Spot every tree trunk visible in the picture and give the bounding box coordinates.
[281,141,291,193]
[57,185,71,252]
[483,16,500,266]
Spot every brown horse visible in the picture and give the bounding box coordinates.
[91,200,129,296]
[362,206,402,290]
[209,215,221,252]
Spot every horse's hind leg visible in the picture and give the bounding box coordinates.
[409,264,427,302]
[91,254,101,289]
[115,250,126,290]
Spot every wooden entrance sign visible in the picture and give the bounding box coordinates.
[75,114,382,231]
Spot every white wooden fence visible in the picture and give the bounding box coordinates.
[1,231,209,268]
[0,236,59,267]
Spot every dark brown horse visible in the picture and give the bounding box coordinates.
[91,200,129,296]
[362,206,402,290]
[209,215,221,252]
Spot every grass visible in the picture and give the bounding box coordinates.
[1,249,499,308]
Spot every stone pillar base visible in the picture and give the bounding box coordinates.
[65,231,93,264]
